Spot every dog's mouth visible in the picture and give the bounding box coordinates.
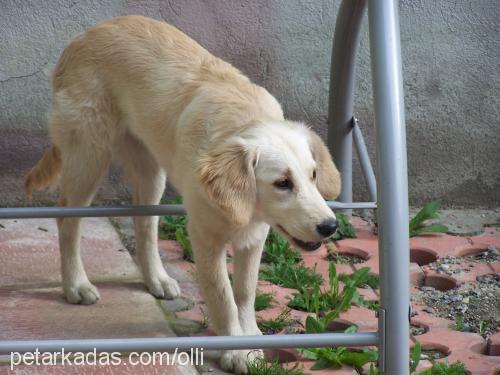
[276,225,322,252]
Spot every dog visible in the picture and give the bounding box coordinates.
[24,15,341,374]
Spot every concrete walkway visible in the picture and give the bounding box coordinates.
[0,217,199,374]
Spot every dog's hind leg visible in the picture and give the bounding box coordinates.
[55,126,112,305]
[115,132,180,299]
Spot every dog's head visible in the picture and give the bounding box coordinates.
[197,121,341,250]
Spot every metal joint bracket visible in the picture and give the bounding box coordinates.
[377,308,386,373]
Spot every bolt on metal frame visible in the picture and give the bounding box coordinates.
[0,0,410,373]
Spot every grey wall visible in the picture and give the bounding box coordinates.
[1,0,498,207]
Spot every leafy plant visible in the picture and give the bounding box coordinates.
[262,229,302,264]
[339,272,379,289]
[409,201,448,237]
[159,214,186,240]
[289,264,376,314]
[248,357,306,375]
[258,308,295,334]
[302,346,377,370]
[330,212,357,240]
[300,324,377,370]
[410,341,422,373]
[255,291,274,311]
[260,261,322,290]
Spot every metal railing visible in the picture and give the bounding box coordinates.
[0,0,410,373]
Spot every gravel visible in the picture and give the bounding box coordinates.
[413,273,500,339]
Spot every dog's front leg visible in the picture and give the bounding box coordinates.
[232,222,269,336]
[189,220,259,374]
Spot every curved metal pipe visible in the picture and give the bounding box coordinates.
[327,0,368,207]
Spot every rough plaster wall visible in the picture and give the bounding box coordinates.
[0,0,498,207]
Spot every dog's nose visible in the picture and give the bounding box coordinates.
[316,218,338,237]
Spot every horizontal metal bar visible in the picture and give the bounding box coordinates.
[0,202,376,219]
[352,120,378,202]
[0,205,186,219]
[327,201,377,210]
[0,332,379,354]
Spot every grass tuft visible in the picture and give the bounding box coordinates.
[248,357,307,375]
[255,291,274,311]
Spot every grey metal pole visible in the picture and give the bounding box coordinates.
[327,0,367,209]
[368,0,410,374]
[0,202,376,219]
[0,333,379,354]
[352,121,377,201]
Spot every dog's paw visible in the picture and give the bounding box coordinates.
[64,281,100,305]
[242,323,263,336]
[220,349,263,374]
[146,274,181,299]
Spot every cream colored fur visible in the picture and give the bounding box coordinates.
[24,16,341,374]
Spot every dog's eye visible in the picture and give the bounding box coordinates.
[312,169,317,180]
[274,178,293,190]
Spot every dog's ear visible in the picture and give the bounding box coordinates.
[197,140,256,226]
[308,130,341,200]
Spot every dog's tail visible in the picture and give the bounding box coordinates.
[25,145,62,200]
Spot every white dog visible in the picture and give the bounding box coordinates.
[25,16,341,373]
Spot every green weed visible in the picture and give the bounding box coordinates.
[260,261,322,290]
[159,196,194,262]
[255,291,274,311]
[258,308,295,334]
[262,229,302,264]
[409,201,448,237]
[300,323,377,370]
[288,264,377,315]
[418,361,468,375]
[248,357,307,375]
[330,212,356,240]
[449,316,465,332]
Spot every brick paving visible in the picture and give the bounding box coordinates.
[0,216,499,374]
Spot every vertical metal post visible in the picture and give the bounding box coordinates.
[327,0,367,210]
[368,1,410,374]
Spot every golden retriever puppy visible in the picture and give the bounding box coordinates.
[25,16,341,373]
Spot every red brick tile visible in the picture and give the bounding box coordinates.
[451,262,494,284]
[410,235,471,258]
[158,239,184,262]
[488,332,500,356]
[339,306,377,332]
[489,261,500,274]
[335,238,379,259]
[410,262,425,286]
[446,348,500,375]
[256,281,296,308]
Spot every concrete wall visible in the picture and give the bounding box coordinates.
[1,0,498,207]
